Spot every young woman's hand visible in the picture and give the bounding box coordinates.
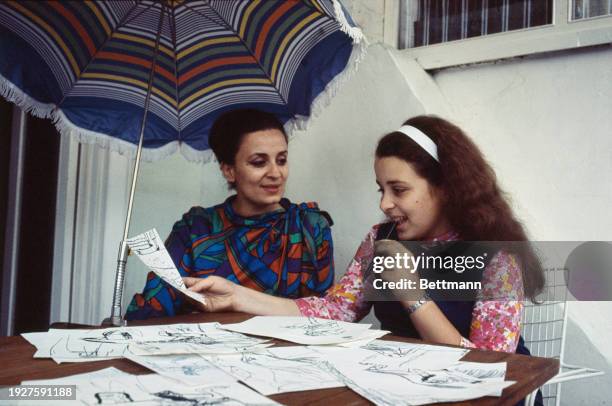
[183,276,239,313]
[183,276,302,316]
[373,239,423,301]
[373,239,414,259]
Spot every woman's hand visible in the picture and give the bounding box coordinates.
[183,275,301,316]
[183,276,239,313]
[373,239,423,302]
[373,239,418,280]
[373,239,413,258]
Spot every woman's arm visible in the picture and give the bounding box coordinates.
[184,276,301,315]
[294,227,376,322]
[404,251,524,351]
[185,227,378,322]
[375,241,524,351]
[460,251,524,352]
[373,239,465,345]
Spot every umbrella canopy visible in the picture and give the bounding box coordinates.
[0,0,364,162]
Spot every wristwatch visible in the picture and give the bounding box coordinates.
[407,291,431,314]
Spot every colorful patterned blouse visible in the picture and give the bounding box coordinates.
[296,225,524,353]
[126,197,335,320]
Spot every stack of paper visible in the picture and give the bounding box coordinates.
[314,342,514,406]
[20,317,518,405]
[221,316,389,345]
[22,367,279,405]
[202,346,346,395]
[22,323,270,363]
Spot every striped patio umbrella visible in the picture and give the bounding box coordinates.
[0,0,364,326]
[0,0,364,162]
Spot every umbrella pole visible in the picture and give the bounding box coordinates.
[105,6,166,327]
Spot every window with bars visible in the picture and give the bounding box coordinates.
[572,0,612,20]
[401,0,554,48]
[396,0,612,69]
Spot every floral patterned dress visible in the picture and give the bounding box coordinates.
[296,225,524,353]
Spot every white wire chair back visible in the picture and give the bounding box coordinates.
[521,262,603,406]
[521,266,568,406]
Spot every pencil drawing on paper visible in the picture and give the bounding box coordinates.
[281,317,346,337]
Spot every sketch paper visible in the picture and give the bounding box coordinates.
[21,371,279,405]
[125,353,236,386]
[321,347,514,406]
[444,361,508,396]
[23,323,269,363]
[359,339,469,370]
[204,346,345,395]
[24,328,130,362]
[22,367,132,385]
[127,323,271,355]
[222,316,383,345]
[126,228,206,306]
[309,340,468,375]
[314,330,392,348]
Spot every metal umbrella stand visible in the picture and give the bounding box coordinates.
[107,5,166,327]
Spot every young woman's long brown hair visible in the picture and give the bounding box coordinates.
[376,115,544,300]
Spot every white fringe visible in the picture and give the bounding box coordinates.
[0,73,182,162]
[332,0,365,43]
[51,110,180,162]
[179,143,216,164]
[0,72,54,119]
[283,1,367,137]
[284,38,367,137]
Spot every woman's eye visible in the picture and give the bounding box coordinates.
[250,160,266,167]
[377,188,383,193]
[277,157,287,165]
[393,188,407,195]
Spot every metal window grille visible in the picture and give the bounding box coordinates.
[400,0,554,48]
[572,0,612,20]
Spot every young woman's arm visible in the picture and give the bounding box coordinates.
[375,241,523,351]
[184,276,301,315]
[184,228,378,322]
[402,251,524,351]
[460,251,524,352]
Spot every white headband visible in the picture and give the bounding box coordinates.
[396,125,439,162]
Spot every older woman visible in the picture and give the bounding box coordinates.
[125,109,334,320]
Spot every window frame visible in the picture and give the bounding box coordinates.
[394,0,612,70]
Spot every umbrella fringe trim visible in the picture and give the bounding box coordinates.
[54,110,215,163]
[0,73,55,119]
[51,109,182,162]
[0,73,204,163]
[284,39,367,136]
[332,0,365,43]
[179,143,216,164]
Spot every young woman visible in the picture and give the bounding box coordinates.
[125,109,335,320]
[182,115,544,354]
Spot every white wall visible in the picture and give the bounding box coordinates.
[432,47,612,242]
[419,45,612,404]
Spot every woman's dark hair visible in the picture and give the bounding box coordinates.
[209,109,287,165]
[376,115,544,300]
